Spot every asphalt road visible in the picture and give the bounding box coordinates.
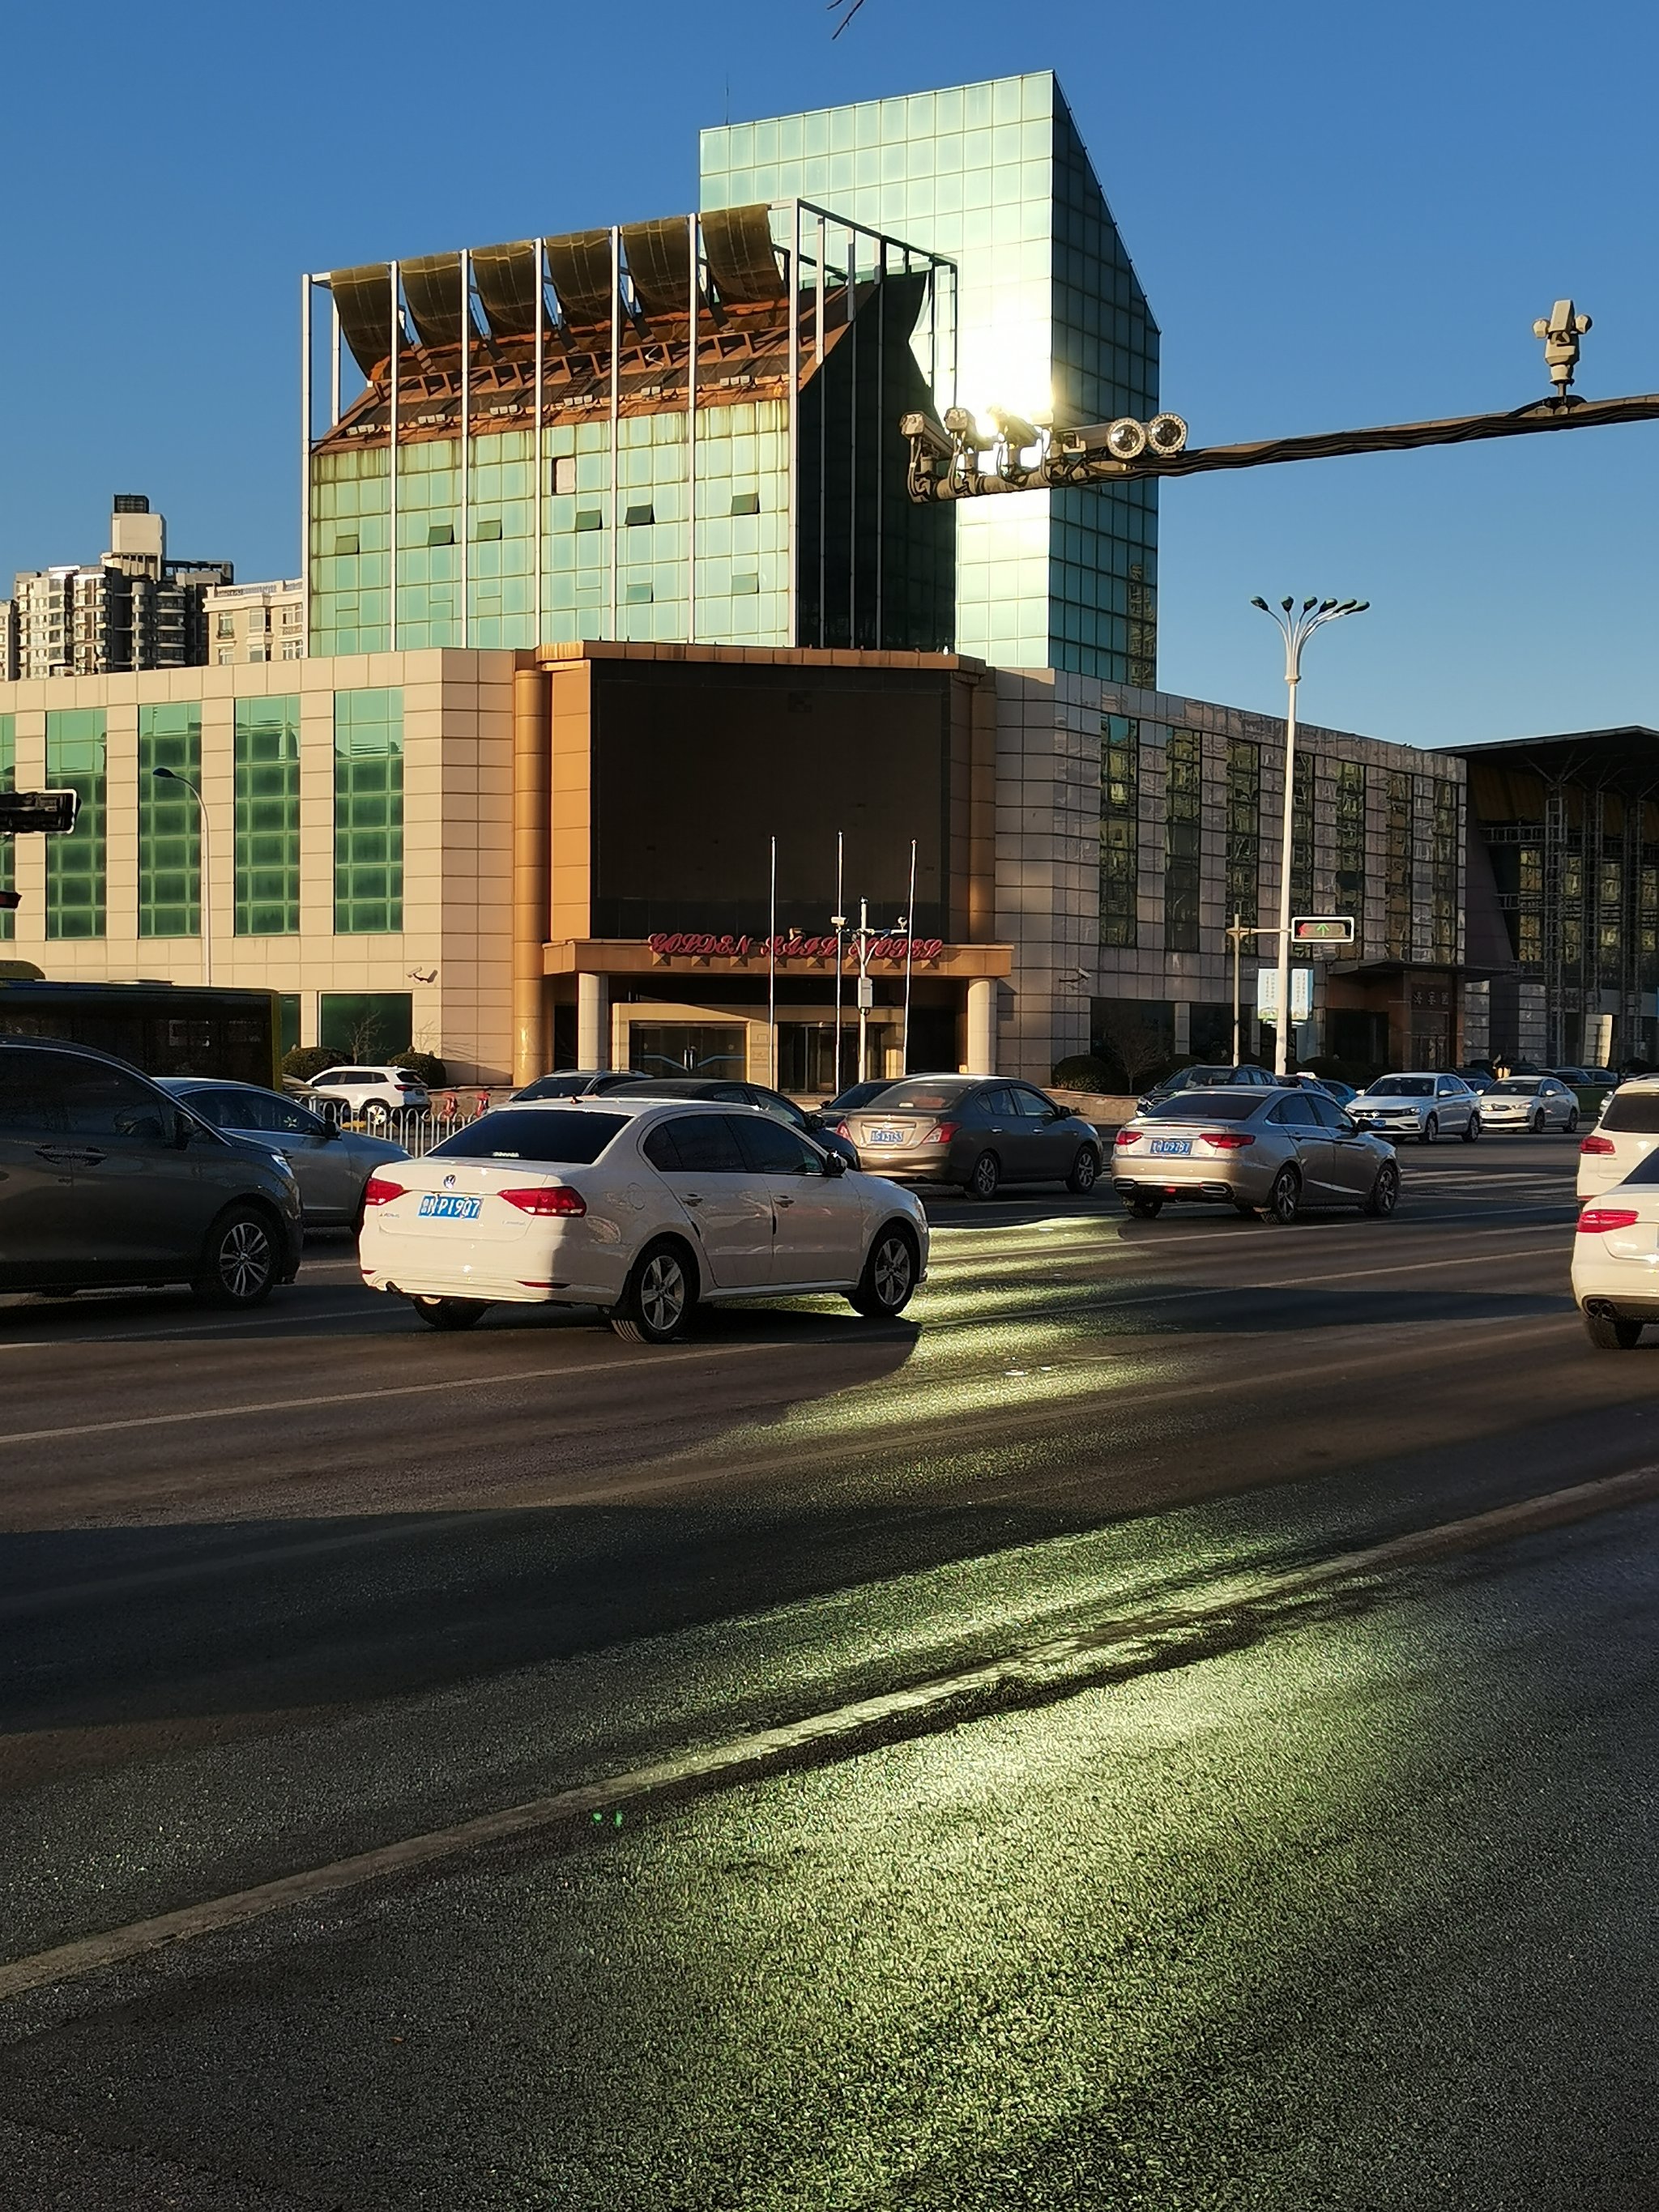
[5,1132,1659,2207]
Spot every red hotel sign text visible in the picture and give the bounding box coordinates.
[647,931,945,962]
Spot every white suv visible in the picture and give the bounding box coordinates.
[1577,1078,1659,1196]
[309,1064,431,1121]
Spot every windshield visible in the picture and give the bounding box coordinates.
[1366,1077,1434,1097]
[1489,1080,1541,1096]
[1141,1093,1260,1122]
[514,1076,594,1100]
[862,1082,973,1114]
[427,1110,626,1164]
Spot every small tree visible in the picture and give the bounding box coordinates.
[1093,1005,1175,1093]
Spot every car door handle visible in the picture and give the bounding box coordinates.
[775,1196,795,1208]
[36,1146,100,1166]
[682,1192,704,1207]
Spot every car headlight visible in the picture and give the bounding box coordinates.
[268,1151,297,1178]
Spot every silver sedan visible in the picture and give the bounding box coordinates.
[1346,1072,1482,1144]
[1111,1085,1400,1224]
[161,1077,409,1225]
[1478,1076,1580,1134]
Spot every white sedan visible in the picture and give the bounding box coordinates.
[357,1097,928,1343]
[1572,1149,1659,1349]
[1478,1076,1580,1135]
[1576,1078,1659,1198]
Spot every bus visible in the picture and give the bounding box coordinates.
[0,977,281,1087]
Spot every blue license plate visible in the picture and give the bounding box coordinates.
[1149,1138,1192,1156]
[868,1128,906,1145]
[419,1194,480,1220]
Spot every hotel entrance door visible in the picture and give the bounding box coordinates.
[628,1025,746,1078]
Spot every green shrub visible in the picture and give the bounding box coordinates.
[396,1049,449,1088]
[1051,1054,1114,1091]
[282,1045,343,1084]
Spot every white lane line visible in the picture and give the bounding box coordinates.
[3,1458,1655,2007]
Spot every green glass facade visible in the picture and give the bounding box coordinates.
[235,697,301,936]
[701,73,1158,679]
[0,715,13,940]
[334,688,403,933]
[45,710,106,940]
[137,704,202,938]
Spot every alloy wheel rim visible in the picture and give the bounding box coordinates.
[872,1236,912,1307]
[1275,1173,1297,1218]
[640,1254,685,1332]
[1075,1152,1097,1187]
[220,1220,271,1298]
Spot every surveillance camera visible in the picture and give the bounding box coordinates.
[1105,417,1148,460]
[1145,412,1188,456]
[942,406,983,445]
[900,411,956,466]
[987,407,1040,455]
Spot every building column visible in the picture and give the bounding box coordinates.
[578,970,609,1070]
[511,667,550,1087]
[967,978,996,1074]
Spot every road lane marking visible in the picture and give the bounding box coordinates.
[0,1242,1571,1451]
[3,1458,1657,2006]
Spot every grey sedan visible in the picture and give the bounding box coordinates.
[835,1076,1104,1200]
[1111,1085,1399,1223]
[161,1078,408,1226]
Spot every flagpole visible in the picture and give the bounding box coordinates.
[901,836,917,1074]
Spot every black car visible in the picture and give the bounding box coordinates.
[1136,1063,1279,1113]
[618,1076,861,1165]
[0,1038,304,1306]
[512,1069,650,1102]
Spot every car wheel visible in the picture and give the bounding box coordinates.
[192,1206,278,1308]
[1363,1160,1400,1217]
[611,1238,697,1345]
[966,1150,1001,1200]
[1584,1309,1644,1351]
[1129,1195,1162,1219]
[1259,1166,1301,1225]
[850,1224,919,1319]
[1419,1114,1439,1145]
[1530,1110,1545,1133]
[1461,1112,1481,1143]
[412,1296,487,1331]
[1065,1145,1101,1195]
[1567,1109,1580,1134]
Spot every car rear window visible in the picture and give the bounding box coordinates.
[1598,1091,1659,1133]
[864,1082,972,1113]
[427,1109,625,1163]
[1141,1093,1260,1121]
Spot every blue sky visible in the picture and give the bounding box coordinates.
[2,0,1655,748]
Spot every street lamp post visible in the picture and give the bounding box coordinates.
[151,765,211,987]
[1249,595,1367,1075]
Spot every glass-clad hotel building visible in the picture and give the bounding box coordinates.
[304,72,1158,686]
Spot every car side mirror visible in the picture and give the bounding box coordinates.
[171,1110,195,1149]
[320,1118,341,1141]
[822,1151,848,1178]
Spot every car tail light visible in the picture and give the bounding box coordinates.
[499,1185,586,1217]
[1115,1129,1141,1148]
[361,1176,404,1207]
[926,1122,958,1144]
[1578,1207,1640,1233]
[394,1081,417,1093]
[834,1121,851,1139]
[1202,1132,1255,1150]
[1580,1136,1615,1155]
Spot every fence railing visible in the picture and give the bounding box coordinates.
[318,1096,506,1158]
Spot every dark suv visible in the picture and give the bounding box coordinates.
[0,1038,304,1306]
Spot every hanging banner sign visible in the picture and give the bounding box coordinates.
[647,931,944,962]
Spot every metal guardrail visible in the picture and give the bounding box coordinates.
[318,1096,505,1157]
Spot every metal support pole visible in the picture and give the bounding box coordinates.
[608,228,621,639]
[815,213,827,647]
[1274,673,1299,1077]
[300,277,313,658]
[388,258,400,653]
[832,829,845,1093]
[901,836,917,1073]
[787,199,800,646]
[459,248,471,648]
[767,833,778,1089]
[330,290,341,427]
[1231,910,1242,1063]
[533,237,545,650]
[856,896,869,1080]
[688,212,699,643]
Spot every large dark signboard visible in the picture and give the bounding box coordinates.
[590,662,950,939]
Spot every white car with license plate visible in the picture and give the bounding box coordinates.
[1572,1147,1659,1348]
[1477,1075,1580,1135]
[357,1097,928,1343]
[1576,1078,1659,1198]
[1346,1072,1481,1144]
